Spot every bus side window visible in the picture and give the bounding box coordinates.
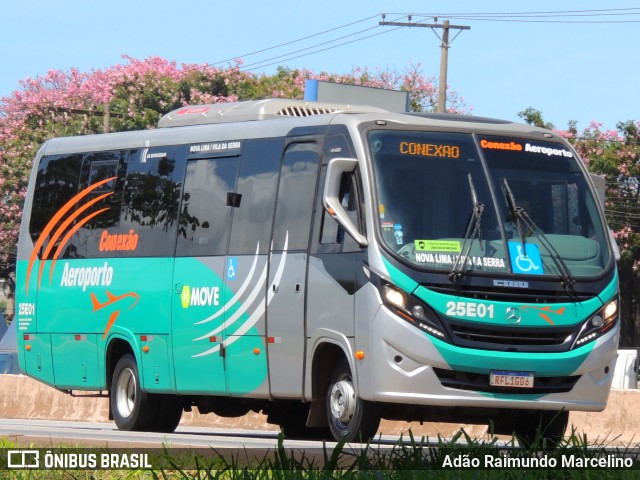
[29,154,83,251]
[72,151,127,258]
[228,139,282,255]
[176,156,239,257]
[121,146,185,257]
[271,142,321,252]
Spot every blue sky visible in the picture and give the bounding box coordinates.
[1,0,638,132]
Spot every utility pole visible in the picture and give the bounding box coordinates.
[47,103,123,133]
[380,16,470,113]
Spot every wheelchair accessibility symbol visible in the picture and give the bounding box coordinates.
[507,242,544,275]
[226,257,237,280]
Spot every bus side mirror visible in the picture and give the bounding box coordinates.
[323,158,368,247]
[590,173,606,209]
[590,173,621,261]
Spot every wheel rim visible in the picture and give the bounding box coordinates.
[329,378,356,424]
[115,367,136,418]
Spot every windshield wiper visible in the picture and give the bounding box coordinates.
[502,178,575,292]
[449,174,484,282]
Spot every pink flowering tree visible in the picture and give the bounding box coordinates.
[0,56,468,279]
[250,63,470,114]
[0,57,253,272]
[562,120,640,345]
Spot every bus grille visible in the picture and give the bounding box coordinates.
[447,320,576,353]
[433,368,580,394]
[426,284,594,304]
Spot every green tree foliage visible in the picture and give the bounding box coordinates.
[517,107,555,130]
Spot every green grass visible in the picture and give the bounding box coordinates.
[1,428,639,479]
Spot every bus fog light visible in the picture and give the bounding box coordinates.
[590,315,604,328]
[412,305,425,319]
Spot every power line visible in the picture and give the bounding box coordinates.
[240,16,408,71]
[205,8,640,76]
[407,8,640,24]
[405,8,640,20]
[406,8,640,16]
[440,17,640,24]
[240,17,411,72]
[210,14,381,66]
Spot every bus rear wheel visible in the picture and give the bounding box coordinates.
[110,354,156,431]
[326,358,380,442]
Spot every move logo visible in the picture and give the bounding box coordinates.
[180,285,220,309]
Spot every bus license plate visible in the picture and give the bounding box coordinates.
[490,370,534,389]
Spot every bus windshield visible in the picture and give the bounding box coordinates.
[369,130,611,279]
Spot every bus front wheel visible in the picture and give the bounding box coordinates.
[151,394,183,433]
[110,354,155,431]
[326,358,380,442]
[515,410,569,447]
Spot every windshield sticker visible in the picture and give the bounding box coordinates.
[393,224,404,245]
[399,142,460,158]
[414,240,461,253]
[381,221,394,231]
[379,204,386,220]
[508,242,544,275]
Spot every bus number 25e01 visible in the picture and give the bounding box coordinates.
[445,301,494,319]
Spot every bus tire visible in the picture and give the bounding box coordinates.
[326,358,380,442]
[110,354,156,431]
[279,402,329,440]
[494,410,569,448]
[151,395,183,433]
[516,410,569,448]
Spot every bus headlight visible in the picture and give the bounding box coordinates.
[573,298,618,348]
[380,284,450,341]
[382,284,407,310]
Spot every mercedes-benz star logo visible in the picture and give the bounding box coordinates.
[505,307,522,325]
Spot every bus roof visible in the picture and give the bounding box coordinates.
[157,98,387,128]
[38,99,562,157]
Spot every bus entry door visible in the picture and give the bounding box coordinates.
[171,157,238,395]
[266,142,321,397]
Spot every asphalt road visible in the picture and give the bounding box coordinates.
[0,418,327,449]
[0,418,433,469]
